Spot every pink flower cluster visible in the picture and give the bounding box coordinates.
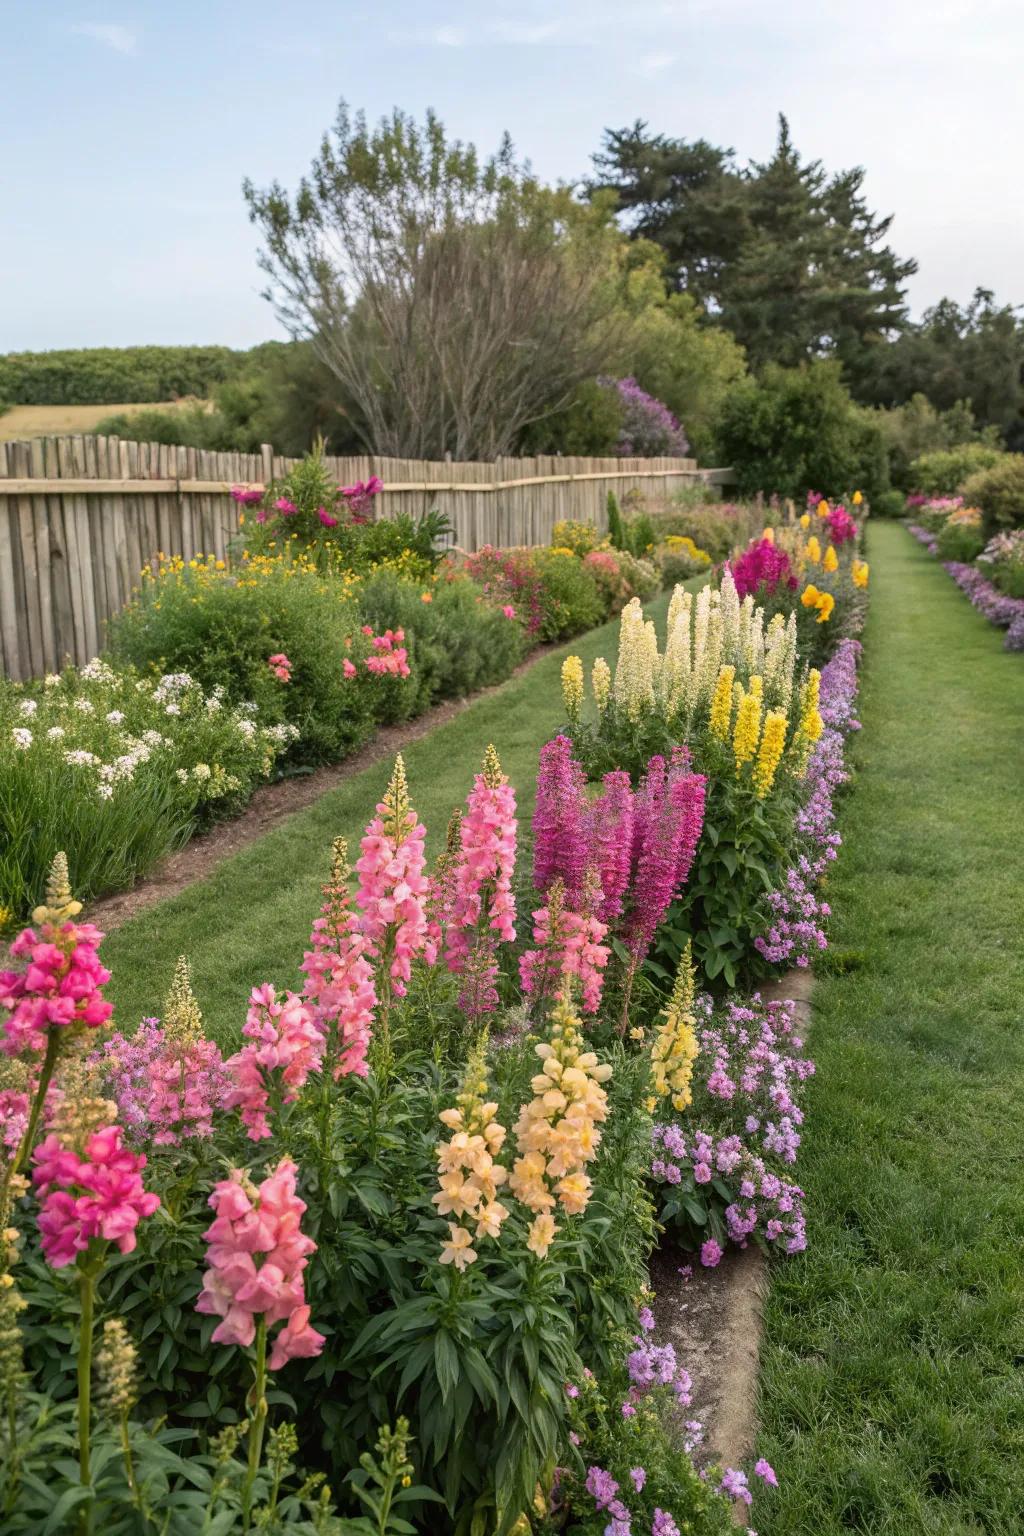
[651,1122,807,1260]
[301,866,376,1080]
[532,738,706,972]
[340,475,383,521]
[1,919,113,1057]
[444,759,517,973]
[356,785,432,996]
[520,898,610,1015]
[224,986,323,1140]
[196,1159,325,1370]
[824,503,858,545]
[100,1020,229,1145]
[729,538,798,599]
[0,1087,30,1156]
[697,996,815,1166]
[230,485,264,507]
[268,652,292,683]
[363,627,411,678]
[32,1125,160,1267]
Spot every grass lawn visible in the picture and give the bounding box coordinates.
[755,521,1024,1534]
[100,588,674,1043]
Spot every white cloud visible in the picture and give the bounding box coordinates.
[434,26,466,47]
[490,20,561,44]
[71,22,137,55]
[635,50,676,74]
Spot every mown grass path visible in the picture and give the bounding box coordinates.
[756,522,1024,1534]
[101,590,673,1042]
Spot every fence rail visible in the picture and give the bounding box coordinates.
[0,434,732,682]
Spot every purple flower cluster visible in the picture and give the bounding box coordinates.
[599,376,690,458]
[907,523,939,555]
[944,562,1024,651]
[650,1123,807,1260]
[698,996,815,1166]
[98,1018,229,1145]
[755,639,862,968]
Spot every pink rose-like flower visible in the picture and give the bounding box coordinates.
[268,652,292,684]
[1,918,113,1058]
[342,658,357,678]
[274,498,297,515]
[230,486,264,506]
[32,1125,160,1267]
[317,507,339,528]
[502,604,516,619]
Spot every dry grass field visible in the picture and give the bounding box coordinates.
[0,400,196,442]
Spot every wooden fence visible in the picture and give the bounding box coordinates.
[0,434,732,682]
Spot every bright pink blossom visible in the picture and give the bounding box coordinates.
[444,752,517,975]
[1,918,112,1058]
[196,1159,325,1369]
[100,1021,228,1145]
[32,1125,160,1267]
[355,768,432,994]
[300,858,376,1079]
[587,771,634,924]
[520,885,610,1015]
[532,735,590,908]
[223,986,323,1140]
[317,507,339,528]
[268,652,292,683]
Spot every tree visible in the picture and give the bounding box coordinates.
[244,104,626,459]
[591,116,916,381]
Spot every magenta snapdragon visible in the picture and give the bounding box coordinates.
[224,985,323,1140]
[32,1125,160,1267]
[301,841,376,1079]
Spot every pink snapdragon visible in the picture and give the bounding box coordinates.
[519,878,610,1015]
[1,918,112,1058]
[224,986,323,1140]
[532,735,589,908]
[300,842,376,1079]
[196,1159,325,1370]
[356,757,432,995]
[587,770,634,924]
[444,746,518,974]
[317,506,339,528]
[32,1125,160,1267]
[624,755,706,964]
[100,1020,228,1145]
[274,497,297,515]
[230,486,264,507]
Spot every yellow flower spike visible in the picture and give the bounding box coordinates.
[646,943,699,1114]
[815,592,835,623]
[799,513,811,530]
[762,525,775,544]
[561,655,584,727]
[732,682,763,774]
[800,584,821,609]
[753,709,788,798]
[591,657,612,714]
[852,559,869,588]
[708,664,736,741]
[817,499,830,519]
[852,490,863,506]
[822,544,839,574]
[32,851,82,926]
[805,536,822,565]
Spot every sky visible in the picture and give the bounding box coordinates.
[2,0,1022,351]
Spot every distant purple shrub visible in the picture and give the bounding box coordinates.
[599,376,689,458]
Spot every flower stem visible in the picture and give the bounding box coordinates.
[77,1261,96,1531]
[242,1316,268,1530]
[8,1030,60,1183]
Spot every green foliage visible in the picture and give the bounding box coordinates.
[960,454,1024,534]
[529,550,606,639]
[714,361,889,501]
[871,488,909,519]
[935,520,985,563]
[872,392,1000,491]
[355,569,529,718]
[606,492,626,551]
[909,442,1005,496]
[0,346,243,406]
[108,561,378,766]
[519,378,623,456]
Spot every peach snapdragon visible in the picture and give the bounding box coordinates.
[434,1034,509,1271]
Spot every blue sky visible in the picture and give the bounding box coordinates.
[2,0,1021,350]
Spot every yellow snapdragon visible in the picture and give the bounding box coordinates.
[852,559,869,588]
[508,994,612,1259]
[822,544,839,574]
[732,676,763,773]
[561,655,584,726]
[591,656,611,713]
[435,1032,509,1272]
[647,944,699,1114]
[708,664,736,741]
[753,709,788,797]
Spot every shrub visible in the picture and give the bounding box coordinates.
[552,519,603,556]
[0,345,242,405]
[872,488,908,519]
[655,536,712,586]
[647,501,761,563]
[714,361,889,502]
[936,513,985,563]
[108,555,381,765]
[979,529,1024,598]
[0,660,293,923]
[909,442,1005,496]
[531,547,606,637]
[598,377,690,457]
[355,566,529,715]
[960,454,1024,534]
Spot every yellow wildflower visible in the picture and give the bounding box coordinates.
[799,669,823,744]
[852,559,869,588]
[708,664,736,741]
[561,655,584,727]
[799,513,811,530]
[805,536,822,565]
[762,525,775,543]
[732,680,763,773]
[852,489,863,506]
[817,499,830,519]
[822,544,839,574]
[591,656,611,714]
[814,592,835,623]
[753,709,788,798]
[647,944,699,1114]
